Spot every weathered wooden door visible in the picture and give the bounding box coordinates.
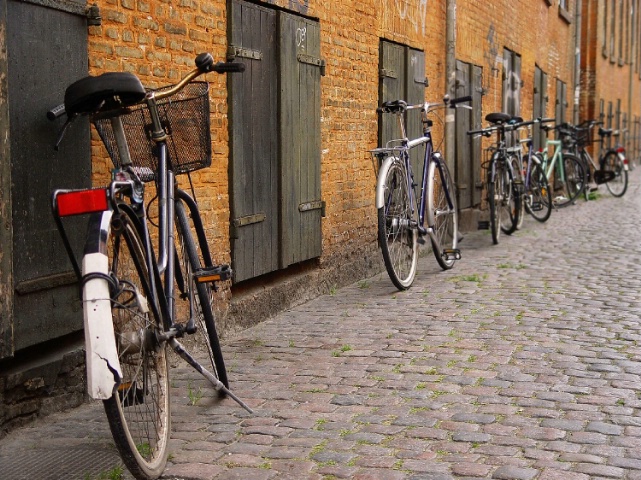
[228,1,279,282]
[279,13,323,268]
[228,0,323,282]
[454,60,483,209]
[533,66,548,151]
[378,41,426,181]
[2,0,90,357]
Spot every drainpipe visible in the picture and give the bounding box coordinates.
[573,0,582,124]
[628,2,635,151]
[445,0,456,173]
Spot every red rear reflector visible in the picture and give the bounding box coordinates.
[57,189,108,217]
[617,146,625,153]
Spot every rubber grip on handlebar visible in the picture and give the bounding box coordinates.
[47,104,66,121]
[212,61,246,73]
[450,95,472,106]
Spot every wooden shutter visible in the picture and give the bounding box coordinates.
[228,0,279,282]
[454,60,483,209]
[5,0,89,354]
[379,41,405,147]
[279,12,323,267]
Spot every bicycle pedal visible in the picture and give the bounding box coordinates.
[417,236,426,245]
[442,249,461,261]
[194,264,232,284]
[530,202,543,211]
[477,221,489,230]
[118,381,146,407]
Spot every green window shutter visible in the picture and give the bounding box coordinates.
[229,0,279,282]
[278,12,323,267]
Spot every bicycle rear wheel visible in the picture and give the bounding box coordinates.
[525,161,552,222]
[98,207,170,480]
[488,160,502,245]
[500,159,519,235]
[175,200,229,390]
[427,158,458,270]
[602,150,628,197]
[551,153,585,208]
[377,157,418,290]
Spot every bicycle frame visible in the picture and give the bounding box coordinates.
[540,138,566,182]
[374,107,455,237]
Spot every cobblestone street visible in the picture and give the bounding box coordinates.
[2,171,641,479]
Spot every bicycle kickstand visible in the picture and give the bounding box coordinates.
[168,338,254,414]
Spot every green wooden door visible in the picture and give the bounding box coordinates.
[228,1,279,283]
[229,1,323,282]
[279,13,323,268]
[3,0,89,356]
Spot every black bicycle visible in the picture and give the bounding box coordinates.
[372,95,471,290]
[50,53,251,480]
[468,113,523,244]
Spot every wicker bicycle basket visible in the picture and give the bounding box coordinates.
[93,82,211,182]
[575,127,592,148]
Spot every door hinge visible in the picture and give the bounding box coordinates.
[379,68,398,79]
[87,3,102,26]
[297,54,326,76]
[227,46,263,61]
[299,200,326,217]
[230,213,266,239]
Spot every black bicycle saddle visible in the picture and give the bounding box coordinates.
[64,72,146,116]
[485,112,512,125]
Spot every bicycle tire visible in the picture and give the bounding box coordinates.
[602,150,628,197]
[488,159,502,245]
[427,158,458,270]
[525,161,552,222]
[175,200,229,390]
[500,158,519,235]
[97,207,170,480]
[551,153,585,208]
[377,156,418,290]
[509,155,525,230]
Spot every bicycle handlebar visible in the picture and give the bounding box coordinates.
[377,95,472,114]
[47,53,244,121]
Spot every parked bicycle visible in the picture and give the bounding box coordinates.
[536,121,586,207]
[515,118,553,223]
[49,53,251,480]
[467,113,523,245]
[561,120,628,198]
[372,95,471,290]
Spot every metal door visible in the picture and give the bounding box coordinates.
[3,0,90,356]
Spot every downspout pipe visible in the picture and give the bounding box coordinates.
[573,0,582,124]
[445,0,456,174]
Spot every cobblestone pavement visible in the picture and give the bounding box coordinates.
[3,171,641,479]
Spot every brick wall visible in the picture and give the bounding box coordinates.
[84,0,637,331]
[457,0,576,122]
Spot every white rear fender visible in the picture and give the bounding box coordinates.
[376,156,400,209]
[83,210,122,400]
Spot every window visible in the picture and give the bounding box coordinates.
[228,0,324,282]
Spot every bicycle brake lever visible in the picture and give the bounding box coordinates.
[54,116,76,151]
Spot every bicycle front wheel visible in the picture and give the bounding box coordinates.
[525,161,552,222]
[488,160,502,245]
[175,200,229,390]
[427,158,458,270]
[377,157,418,290]
[98,207,170,480]
[602,150,628,197]
[510,155,525,230]
[552,153,585,208]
